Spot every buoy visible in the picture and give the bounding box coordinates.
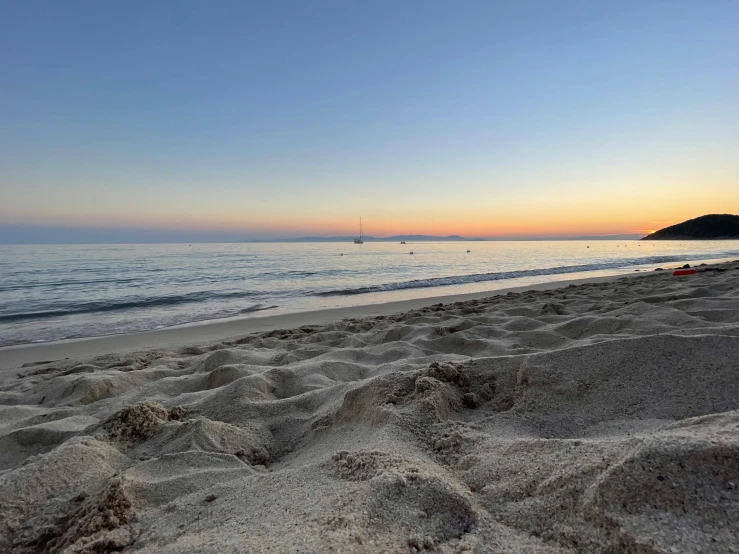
[673,269,697,276]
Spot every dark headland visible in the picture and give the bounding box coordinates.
[642,214,739,240]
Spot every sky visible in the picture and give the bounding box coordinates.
[1,0,737,243]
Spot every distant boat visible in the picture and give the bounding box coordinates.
[353,217,364,244]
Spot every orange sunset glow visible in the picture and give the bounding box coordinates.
[5,180,735,239]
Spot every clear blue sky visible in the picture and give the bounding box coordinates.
[1,0,737,242]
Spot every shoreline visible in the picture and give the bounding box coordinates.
[3,247,738,356]
[0,271,652,370]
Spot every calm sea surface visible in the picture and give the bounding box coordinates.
[1,240,738,346]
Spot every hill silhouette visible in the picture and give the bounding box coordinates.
[642,214,739,240]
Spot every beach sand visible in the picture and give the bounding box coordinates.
[1,263,738,553]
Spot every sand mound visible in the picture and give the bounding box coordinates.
[587,434,739,552]
[367,471,476,551]
[493,333,739,437]
[0,415,98,470]
[124,451,254,506]
[1,264,739,552]
[13,478,136,554]
[105,402,187,442]
[140,416,272,465]
[0,438,128,552]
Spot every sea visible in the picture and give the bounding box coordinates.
[1,240,738,347]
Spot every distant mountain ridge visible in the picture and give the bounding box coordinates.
[642,214,739,240]
[283,235,479,242]
[253,233,646,243]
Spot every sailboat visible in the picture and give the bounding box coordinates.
[353,217,364,244]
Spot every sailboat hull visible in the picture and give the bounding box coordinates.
[354,217,364,243]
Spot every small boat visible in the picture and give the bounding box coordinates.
[353,217,364,244]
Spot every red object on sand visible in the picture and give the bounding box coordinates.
[673,269,697,276]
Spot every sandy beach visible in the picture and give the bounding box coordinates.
[1,263,738,553]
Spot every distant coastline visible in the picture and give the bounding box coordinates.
[0,225,644,245]
[252,233,644,243]
[276,234,478,242]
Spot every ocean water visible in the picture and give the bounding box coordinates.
[1,240,738,347]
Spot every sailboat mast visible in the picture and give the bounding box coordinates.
[360,217,362,239]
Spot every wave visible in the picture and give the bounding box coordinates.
[0,277,141,293]
[258,269,350,279]
[237,303,279,314]
[0,290,262,323]
[259,270,321,278]
[315,254,739,297]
